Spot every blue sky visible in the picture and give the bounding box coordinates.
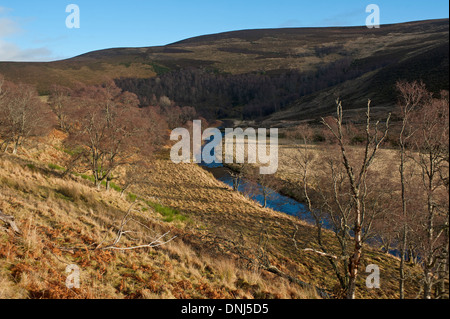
[0,0,448,62]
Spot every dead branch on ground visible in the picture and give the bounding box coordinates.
[0,210,21,235]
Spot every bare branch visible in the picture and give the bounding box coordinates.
[99,203,177,251]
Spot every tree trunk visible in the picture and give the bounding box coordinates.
[346,199,363,300]
[399,145,408,299]
[423,271,433,299]
[120,185,130,198]
[423,192,435,299]
[94,172,101,190]
[1,139,10,153]
[399,226,407,299]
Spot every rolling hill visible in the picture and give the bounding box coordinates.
[0,18,448,122]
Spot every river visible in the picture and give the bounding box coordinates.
[198,128,315,225]
[198,128,396,256]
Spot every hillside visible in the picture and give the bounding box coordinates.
[0,19,448,122]
[0,132,421,299]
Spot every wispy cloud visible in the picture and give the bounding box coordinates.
[0,6,13,15]
[318,9,363,27]
[32,35,68,45]
[0,39,53,61]
[278,19,302,28]
[0,16,21,37]
[0,8,54,62]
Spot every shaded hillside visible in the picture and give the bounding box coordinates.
[264,28,449,125]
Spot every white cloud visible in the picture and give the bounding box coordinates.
[0,16,21,37]
[0,9,54,62]
[0,6,12,14]
[0,39,53,61]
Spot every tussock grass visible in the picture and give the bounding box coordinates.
[0,132,423,299]
[0,147,322,299]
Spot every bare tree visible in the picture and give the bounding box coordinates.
[66,82,163,189]
[286,124,351,294]
[48,84,73,132]
[295,125,352,292]
[321,99,390,299]
[243,167,281,208]
[0,81,53,154]
[408,91,449,299]
[290,119,392,298]
[395,80,432,298]
[226,163,248,192]
[142,106,169,147]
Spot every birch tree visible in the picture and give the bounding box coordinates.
[409,91,449,299]
[395,80,432,298]
[321,99,390,299]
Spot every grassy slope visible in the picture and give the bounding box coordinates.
[0,133,420,299]
[0,142,315,299]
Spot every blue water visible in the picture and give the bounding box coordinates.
[203,161,400,256]
[200,130,314,223]
[199,131,399,255]
[219,174,313,220]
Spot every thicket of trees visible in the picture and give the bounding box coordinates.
[52,81,174,189]
[115,59,369,120]
[1,75,172,191]
[397,84,449,299]
[0,75,53,154]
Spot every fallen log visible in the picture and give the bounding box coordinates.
[0,210,21,235]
